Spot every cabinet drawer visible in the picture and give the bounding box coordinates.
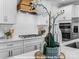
[24,46,35,53]
[11,47,23,56]
[24,43,41,53]
[0,43,7,49]
[0,49,9,59]
[24,40,41,46]
[7,41,23,47]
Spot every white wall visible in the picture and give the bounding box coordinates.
[14,12,38,35]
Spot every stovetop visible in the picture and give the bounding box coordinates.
[19,34,42,38]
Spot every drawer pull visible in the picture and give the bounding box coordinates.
[9,51,10,57]
[35,46,37,50]
[7,44,13,46]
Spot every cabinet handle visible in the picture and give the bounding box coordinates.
[4,16,8,22]
[35,45,37,50]
[11,50,13,56]
[7,44,13,46]
[9,51,10,57]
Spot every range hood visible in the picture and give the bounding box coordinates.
[17,0,37,14]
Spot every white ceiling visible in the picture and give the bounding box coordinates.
[45,0,79,7]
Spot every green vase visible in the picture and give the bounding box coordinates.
[43,32,59,59]
[43,43,59,59]
[45,33,57,47]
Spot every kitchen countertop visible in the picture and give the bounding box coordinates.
[62,38,79,45]
[7,38,79,59]
[7,46,79,59]
[0,36,44,43]
[61,38,79,59]
[61,45,79,59]
[7,50,39,59]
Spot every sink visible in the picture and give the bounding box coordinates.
[66,42,79,49]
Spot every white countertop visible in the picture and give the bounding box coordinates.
[61,38,79,59]
[62,38,79,45]
[7,50,39,59]
[6,38,79,59]
[0,37,23,43]
[0,36,44,43]
[61,45,79,59]
[7,46,79,59]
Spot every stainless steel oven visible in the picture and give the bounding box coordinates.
[59,23,71,41]
[71,17,79,39]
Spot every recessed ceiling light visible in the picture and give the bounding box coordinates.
[62,0,65,1]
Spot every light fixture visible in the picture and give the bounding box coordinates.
[62,0,65,1]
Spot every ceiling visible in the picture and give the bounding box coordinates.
[45,0,79,7]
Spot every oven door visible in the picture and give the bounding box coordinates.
[73,26,78,33]
[72,24,79,39]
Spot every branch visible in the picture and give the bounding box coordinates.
[32,3,50,15]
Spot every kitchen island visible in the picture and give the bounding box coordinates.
[6,38,79,59]
[61,38,79,59]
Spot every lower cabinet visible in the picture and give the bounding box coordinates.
[12,47,23,56]
[24,44,41,53]
[24,45,35,53]
[0,39,43,59]
[9,47,23,57]
[0,49,9,59]
[0,47,23,59]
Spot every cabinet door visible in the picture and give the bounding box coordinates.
[64,6,72,20]
[72,5,78,17]
[72,5,79,17]
[0,49,9,59]
[24,45,35,53]
[24,44,41,53]
[5,0,17,24]
[75,5,79,17]
[11,47,23,56]
[61,5,72,20]
[0,0,4,22]
[37,44,41,50]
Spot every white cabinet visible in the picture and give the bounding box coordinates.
[0,40,23,58]
[0,39,43,59]
[9,47,23,57]
[60,5,79,20]
[60,5,73,20]
[7,40,23,48]
[0,42,7,49]
[0,49,9,59]
[0,0,4,22]
[0,0,17,24]
[12,47,23,56]
[72,5,79,17]
[5,0,17,24]
[24,45,36,53]
[24,39,42,53]
[7,41,23,56]
[24,44,41,53]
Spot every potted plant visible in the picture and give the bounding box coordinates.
[43,11,63,59]
[25,2,64,59]
[4,29,14,39]
[33,4,64,59]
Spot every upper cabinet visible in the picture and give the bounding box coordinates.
[60,5,73,20]
[72,5,79,17]
[60,5,79,20]
[0,0,17,24]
